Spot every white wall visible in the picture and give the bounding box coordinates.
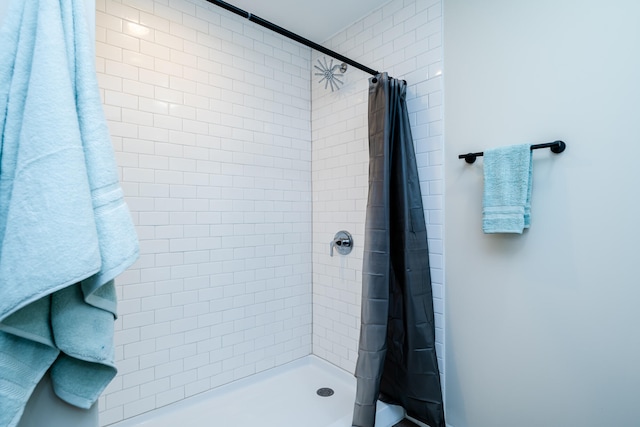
[95,0,312,423]
[311,0,445,376]
[444,1,640,427]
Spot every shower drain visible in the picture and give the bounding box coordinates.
[316,387,334,397]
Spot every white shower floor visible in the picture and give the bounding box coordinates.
[110,355,405,427]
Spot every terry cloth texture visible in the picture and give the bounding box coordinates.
[482,144,533,233]
[0,1,139,425]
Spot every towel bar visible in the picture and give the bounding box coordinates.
[458,140,566,164]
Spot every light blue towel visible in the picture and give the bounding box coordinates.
[482,144,533,234]
[0,0,139,425]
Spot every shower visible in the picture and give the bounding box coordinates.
[314,57,348,91]
[76,0,442,425]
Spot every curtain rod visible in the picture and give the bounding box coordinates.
[204,0,380,76]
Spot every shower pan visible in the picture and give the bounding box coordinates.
[109,356,404,427]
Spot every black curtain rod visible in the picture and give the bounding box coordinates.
[458,140,567,164]
[204,0,380,76]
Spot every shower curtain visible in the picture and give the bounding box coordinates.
[352,74,445,427]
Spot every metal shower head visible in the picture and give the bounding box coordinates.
[314,57,348,92]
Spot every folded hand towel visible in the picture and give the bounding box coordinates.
[482,144,533,234]
[0,0,138,424]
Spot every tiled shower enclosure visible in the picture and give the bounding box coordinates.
[95,0,443,423]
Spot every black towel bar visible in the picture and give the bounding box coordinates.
[458,140,566,164]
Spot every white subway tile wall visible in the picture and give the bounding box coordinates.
[96,0,312,423]
[96,0,443,424]
[311,0,444,376]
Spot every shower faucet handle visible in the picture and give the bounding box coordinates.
[329,231,353,257]
[329,238,349,256]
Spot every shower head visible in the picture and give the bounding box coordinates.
[314,57,348,92]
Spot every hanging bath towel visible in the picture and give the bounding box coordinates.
[482,144,533,233]
[0,1,139,426]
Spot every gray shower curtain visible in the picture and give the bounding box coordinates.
[352,74,445,427]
